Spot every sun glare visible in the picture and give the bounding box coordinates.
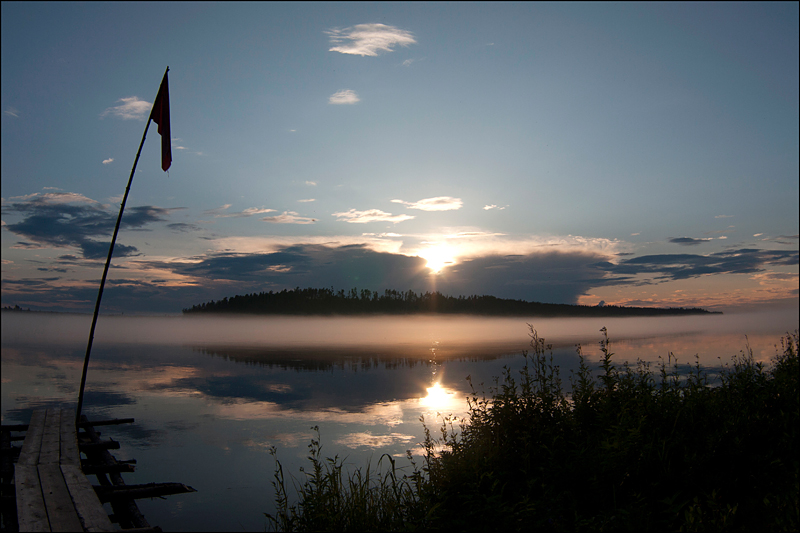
[420,382,457,410]
[419,246,456,274]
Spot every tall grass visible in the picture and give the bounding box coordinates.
[267,328,799,531]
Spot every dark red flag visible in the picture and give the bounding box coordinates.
[150,69,171,171]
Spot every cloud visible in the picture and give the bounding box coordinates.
[207,205,276,218]
[204,204,233,216]
[433,250,617,304]
[261,211,317,224]
[305,181,317,186]
[402,59,416,67]
[152,244,430,289]
[329,90,360,105]
[326,23,416,57]
[4,107,20,117]
[483,204,507,211]
[167,222,202,233]
[3,192,172,259]
[102,158,114,165]
[601,248,799,281]
[668,237,713,246]
[297,198,316,203]
[147,245,619,305]
[714,215,734,218]
[391,197,463,211]
[332,209,415,224]
[100,97,152,120]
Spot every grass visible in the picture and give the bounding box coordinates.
[266,328,799,531]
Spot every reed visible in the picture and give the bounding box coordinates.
[267,328,799,531]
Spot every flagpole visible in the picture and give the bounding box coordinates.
[76,67,169,426]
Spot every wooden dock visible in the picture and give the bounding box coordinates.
[1,408,195,532]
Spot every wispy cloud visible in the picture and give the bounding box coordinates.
[305,181,317,186]
[326,23,416,57]
[100,96,152,120]
[167,222,202,233]
[4,107,20,118]
[102,158,114,165]
[714,215,734,218]
[483,204,507,211]
[329,90,360,105]
[668,237,713,246]
[261,211,317,224]
[209,205,276,218]
[332,209,415,224]
[171,137,204,156]
[204,204,233,216]
[391,197,463,211]
[298,199,316,203]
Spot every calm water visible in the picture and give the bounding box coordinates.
[2,310,797,531]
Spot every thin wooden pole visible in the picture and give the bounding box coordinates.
[76,67,168,427]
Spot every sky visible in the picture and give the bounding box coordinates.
[1,2,798,315]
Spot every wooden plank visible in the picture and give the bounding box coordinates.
[59,408,79,466]
[61,464,114,532]
[17,410,46,465]
[15,463,49,532]
[38,409,61,465]
[79,415,150,529]
[38,463,84,532]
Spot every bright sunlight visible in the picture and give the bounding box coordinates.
[420,382,459,410]
[419,246,456,274]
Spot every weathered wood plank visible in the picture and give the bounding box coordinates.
[15,463,49,532]
[17,410,45,465]
[38,463,84,532]
[80,414,150,529]
[61,464,114,532]
[59,408,79,466]
[38,409,61,465]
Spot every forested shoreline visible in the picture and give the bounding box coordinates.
[182,287,718,317]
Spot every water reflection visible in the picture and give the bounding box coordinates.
[419,382,459,411]
[2,311,797,532]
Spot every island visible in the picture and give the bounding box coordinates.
[182,287,719,317]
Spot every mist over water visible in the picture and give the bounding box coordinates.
[2,307,798,531]
[2,308,797,350]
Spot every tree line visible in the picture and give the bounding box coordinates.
[182,287,717,317]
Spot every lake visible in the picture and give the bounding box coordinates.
[2,309,797,531]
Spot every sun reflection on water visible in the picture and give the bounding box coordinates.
[420,382,459,410]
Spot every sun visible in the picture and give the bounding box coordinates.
[419,245,456,274]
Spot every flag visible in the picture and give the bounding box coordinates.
[150,69,172,171]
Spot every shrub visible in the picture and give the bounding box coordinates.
[268,329,799,531]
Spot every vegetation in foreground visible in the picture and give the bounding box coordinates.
[266,328,799,531]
